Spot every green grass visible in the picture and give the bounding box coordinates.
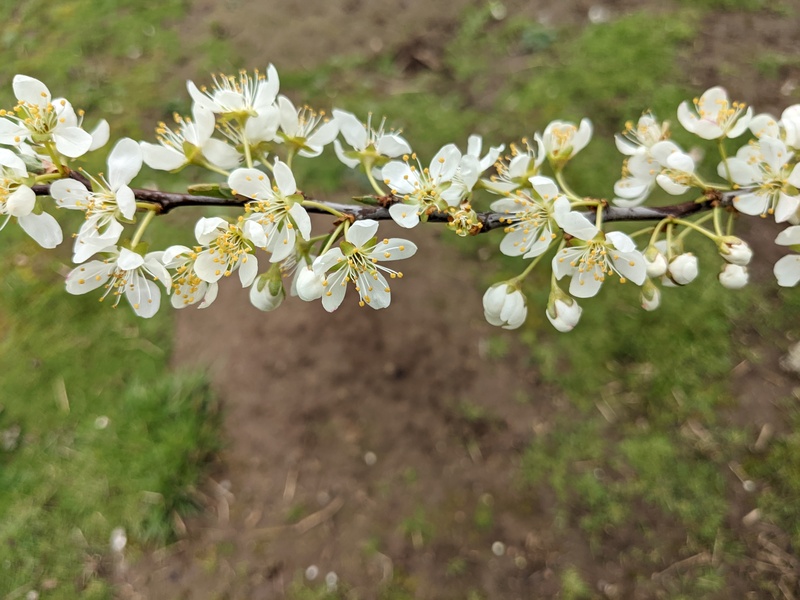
[0,1,225,597]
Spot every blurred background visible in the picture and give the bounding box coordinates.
[1,0,800,598]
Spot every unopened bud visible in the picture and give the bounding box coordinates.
[644,246,668,278]
[668,253,698,285]
[718,236,753,266]
[719,263,749,289]
[483,282,527,330]
[249,272,284,311]
[296,265,325,301]
[640,279,661,311]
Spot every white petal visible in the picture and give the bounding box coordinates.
[605,231,636,253]
[776,192,800,224]
[288,202,311,240]
[0,119,28,145]
[194,251,225,282]
[382,162,417,194]
[18,212,62,248]
[612,251,647,285]
[88,119,110,151]
[229,168,270,199]
[570,268,603,298]
[192,106,216,144]
[321,268,348,312]
[557,211,598,241]
[334,139,361,168]
[774,255,800,287]
[202,139,241,170]
[0,148,27,175]
[273,161,297,195]
[7,186,35,217]
[53,127,92,158]
[140,142,186,171]
[66,260,113,294]
[346,219,379,247]
[116,185,136,220]
[732,192,768,216]
[776,226,800,246]
[278,95,299,137]
[118,248,145,270]
[13,74,50,107]
[430,144,460,181]
[126,276,161,318]
[107,138,142,190]
[333,109,368,149]
[369,237,417,261]
[305,119,339,148]
[376,134,411,157]
[187,80,216,112]
[238,254,258,287]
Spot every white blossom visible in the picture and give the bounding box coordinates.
[162,245,219,309]
[229,161,311,263]
[552,210,646,298]
[722,136,800,223]
[332,109,410,171]
[0,75,93,158]
[0,148,62,248]
[491,176,568,258]
[483,137,545,194]
[640,280,661,311]
[277,95,339,158]
[537,118,592,167]
[50,138,142,262]
[613,113,671,207]
[141,106,239,172]
[677,86,752,140]
[187,66,280,118]
[192,217,258,287]
[65,247,170,318]
[312,220,417,311]
[382,144,464,228]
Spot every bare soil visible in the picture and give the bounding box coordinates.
[120,1,800,598]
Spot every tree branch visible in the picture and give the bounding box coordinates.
[32,181,737,233]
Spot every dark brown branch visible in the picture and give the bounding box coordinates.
[32,182,738,233]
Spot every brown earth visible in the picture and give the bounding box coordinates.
[119,1,800,598]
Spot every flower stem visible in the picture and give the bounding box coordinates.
[302,199,344,218]
[670,217,719,242]
[511,250,548,284]
[718,139,733,185]
[130,209,157,248]
[43,141,67,176]
[365,167,386,196]
[555,169,581,201]
[319,222,345,255]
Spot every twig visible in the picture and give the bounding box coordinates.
[32,181,743,234]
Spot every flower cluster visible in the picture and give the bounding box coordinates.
[1,70,796,332]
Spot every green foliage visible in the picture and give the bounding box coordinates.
[0,232,220,598]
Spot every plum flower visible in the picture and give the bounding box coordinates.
[613,114,671,207]
[491,176,569,258]
[537,118,592,168]
[0,148,62,248]
[0,75,93,158]
[229,161,311,263]
[464,134,504,172]
[192,217,258,287]
[721,136,800,223]
[277,95,339,158]
[65,247,170,318]
[332,109,411,171]
[187,66,280,118]
[161,245,219,309]
[774,225,800,287]
[140,106,239,172]
[312,220,417,311]
[677,86,752,140]
[483,137,546,194]
[50,138,142,262]
[552,210,646,298]
[651,141,697,195]
[382,144,466,228]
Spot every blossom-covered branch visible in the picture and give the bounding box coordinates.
[2,71,798,332]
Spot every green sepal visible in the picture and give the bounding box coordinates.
[188,183,235,199]
[340,240,356,256]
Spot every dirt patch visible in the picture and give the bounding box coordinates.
[119,223,568,598]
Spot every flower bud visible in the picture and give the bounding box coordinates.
[718,236,753,266]
[644,245,668,278]
[249,273,284,311]
[719,263,749,289]
[546,298,582,332]
[667,253,698,285]
[483,282,527,330]
[296,265,325,301]
[640,279,661,311]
